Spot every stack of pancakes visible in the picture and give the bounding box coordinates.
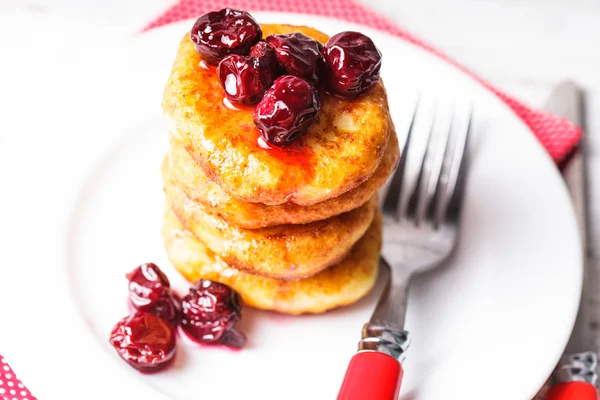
[161,24,398,315]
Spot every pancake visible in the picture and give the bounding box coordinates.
[162,207,381,315]
[163,24,392,206]
[164,179,377,280]
[165,129,398,229]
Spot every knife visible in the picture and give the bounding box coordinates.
[544,82,599,400]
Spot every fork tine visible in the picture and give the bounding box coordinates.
[405,100,437,225]
[415,105,452,226]
[382,102,418,220]
[436,104,472,225]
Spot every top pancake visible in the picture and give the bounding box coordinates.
[163,24,392,206]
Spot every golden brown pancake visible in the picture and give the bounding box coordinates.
[164,179,377,280]
[163,24,392,206]
[162,207,381,314]
[165,130,398,229]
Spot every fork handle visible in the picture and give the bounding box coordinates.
[338,324,410,400]
[545,382,598,400]
[337,351,403,400]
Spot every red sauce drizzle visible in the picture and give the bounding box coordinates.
[199,59,215,70]
[256,135,315,178]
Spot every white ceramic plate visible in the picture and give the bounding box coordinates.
[0,13,582,400]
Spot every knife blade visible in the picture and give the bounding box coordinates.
[548,82,593,355]
[543,82,599,399]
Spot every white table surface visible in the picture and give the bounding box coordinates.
[1,1,600,397]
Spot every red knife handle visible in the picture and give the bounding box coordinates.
[337,351,403,400]
[546,382,598,400]
[547,352,598,400]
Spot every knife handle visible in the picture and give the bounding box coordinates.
[337,351,403,400]
[546,382,598,400]
[548,352,599,400]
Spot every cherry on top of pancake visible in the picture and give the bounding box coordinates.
[162,24,392,206]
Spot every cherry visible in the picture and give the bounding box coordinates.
[180,280,246,348]
[109,312,176,372]
[190,8,262,65]
[127,263,169,306]
[253,75,320,146]
[322,31,382,97]
[266,33,324,85]
[126,263,180,324]
[217,54,272,105]
[250,40,274,60]
[250,40,281,84]
[143,291,181,325]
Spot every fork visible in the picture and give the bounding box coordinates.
[337,101,471,400]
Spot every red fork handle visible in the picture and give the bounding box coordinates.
[546,382,598,400]
[337,351,403,400]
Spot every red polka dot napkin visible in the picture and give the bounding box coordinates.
[143,0,582,163]
[0,357,35,400]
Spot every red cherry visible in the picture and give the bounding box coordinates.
[180,280,246,348]
[217,54,272,105]
[127,263,170,307]
[250,40,281,84]
[322,31,382,97]
[109,312,176,372]
[266,33,324,85]
[126,263,180,325]
[190,8,262,65]
[253,75,320,146]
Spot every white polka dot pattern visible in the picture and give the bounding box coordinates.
[0,357,35,400]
